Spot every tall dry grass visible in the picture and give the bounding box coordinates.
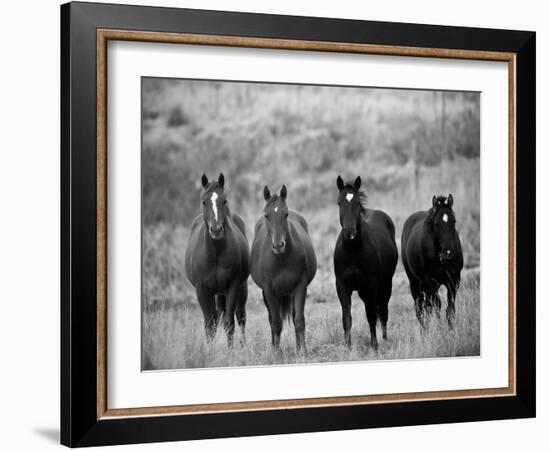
[143,270,480,370]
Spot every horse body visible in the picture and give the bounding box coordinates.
[401,195,463,328]
[250,186,317,352]
[251,211,316,294]
[333,176,398,350]
[185,212,249,292]
[184,174,250,346]
[335,209,397,290]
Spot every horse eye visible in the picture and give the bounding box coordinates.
[285,213,289,218]
[202,201,206,206]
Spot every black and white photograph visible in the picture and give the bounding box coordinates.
[0,0,543,447]
[141,78,481,370]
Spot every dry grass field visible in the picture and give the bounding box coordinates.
[141,79,480,370]
[143,269,479,370]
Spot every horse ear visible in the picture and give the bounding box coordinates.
[201,173,209,188]
[218,173,225,188]
[336,175,344,191]
[447,193,454,207]
[432,195,438,208]
[280,185,287,200]
[354,176,361,190]
[263,186,271,201]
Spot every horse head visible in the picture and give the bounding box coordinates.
[336,175,365,241]
[201,173,229,240]
[428,194,457,263]
[263,185,289,255]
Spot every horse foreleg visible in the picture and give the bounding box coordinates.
[264,289,282,352]
[423,291,435,319]
[293,282,307,355]
[446,275,460,329]
[360,289,378,351]
[235,283,247,346]
[336,278,352,348]
[215,295,226,326]
[420,280,439,326]
[433,292,442,320]
[197,287,217,342]
[408,278,425,329]
[379,282,392,340]
[222,283,239,348]
[414,296,426,331]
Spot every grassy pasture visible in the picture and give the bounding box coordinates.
[142,269,480,370]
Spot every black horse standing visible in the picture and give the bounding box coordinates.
[333,176,398,350]
[401,194,463,328]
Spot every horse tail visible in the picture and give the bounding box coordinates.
[281,295,294,324]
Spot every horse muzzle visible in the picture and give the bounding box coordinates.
[209,225,225,240]
[271,240,286,254]
[439,249,454,263]
[343,228,357,241]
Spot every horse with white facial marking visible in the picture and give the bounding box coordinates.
[250,185,317,353]
[401,194,464,328]
[333,176,398,351]
[184,173,250,347]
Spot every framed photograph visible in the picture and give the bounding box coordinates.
[61,1,535,447]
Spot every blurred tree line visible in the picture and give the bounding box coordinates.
[142,79,480,228]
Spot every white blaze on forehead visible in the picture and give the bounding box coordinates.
[345,193,354,202]
[442,213,449,223]
[274,206,278,213]
[211,192,218,222]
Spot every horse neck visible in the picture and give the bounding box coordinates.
[342,214,369,249]
[284,221,295,251]
[422,214,439,244]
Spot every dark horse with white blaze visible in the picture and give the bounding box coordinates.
[333,176,398,351]
[401,194,463,328]
[250,185,317,352]
[184,173,250,347]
